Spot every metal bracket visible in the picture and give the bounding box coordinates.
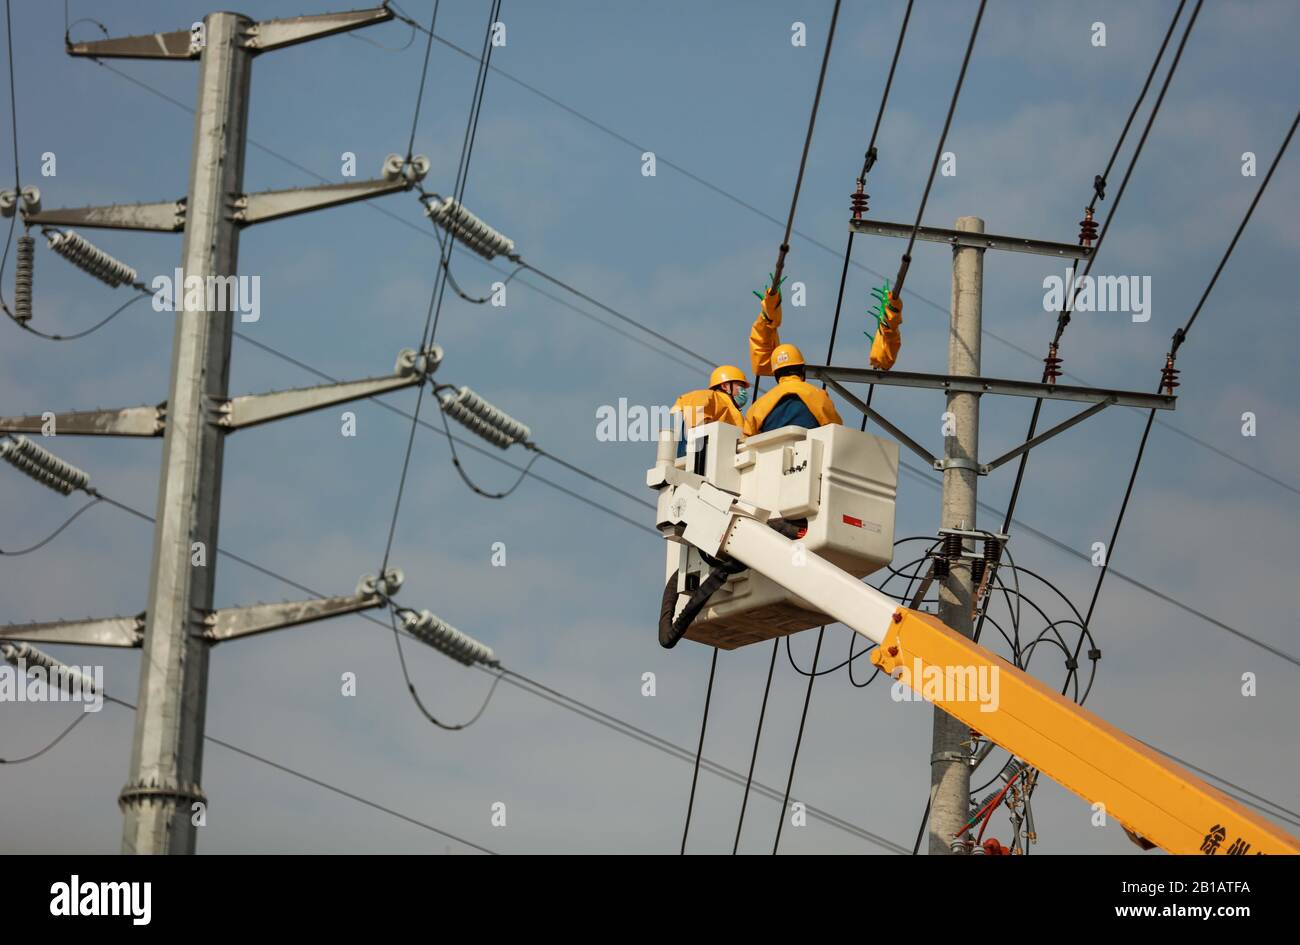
[908,564,935,611]
[0,404,166,438]
[849,217,1093,260]
[68,29,198,60]
[243,6,394,53]
[24,200,187,233]
[934,457,982,474]
[931,750,971,765]
[232,173,419,226]
[820,376,937,468]
[980,398,1115,474]
[807,365,1175,412]
[67,6,393,60]
[204,569,401,643]
[213,346,440,430]
[0,613,146,648]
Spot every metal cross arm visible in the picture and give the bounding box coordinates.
[203,571,400,644]
[849,217,1093,261]
[807,365,1175,411]
[24,200,186,233]
[809,365,1174,476]
[23,165,426,233]
[214,345,441,430]
[0,571,400,649]
[66,6,394,60]
[0,614,146,648]
[0,405,165,438]
[232,167,426,226]
[0,347,439,438]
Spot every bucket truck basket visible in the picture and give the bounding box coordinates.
[649,421,899,649]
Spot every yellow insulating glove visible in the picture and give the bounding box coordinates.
[869,291,903,371]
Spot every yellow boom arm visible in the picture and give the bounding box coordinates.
[661,480,1300,855]
[873,608,1296,855]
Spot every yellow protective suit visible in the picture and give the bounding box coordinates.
[671,387,744,435]
[744,288,842,436]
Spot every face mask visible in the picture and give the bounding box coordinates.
[733,387,749,408]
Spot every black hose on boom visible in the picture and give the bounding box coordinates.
[658,519,806,649]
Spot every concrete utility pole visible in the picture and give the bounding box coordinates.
[928,216,983,854]
[118,12,251,855]
[812,215,1173,854]
[0,4,517,854]
[11,3,410,854]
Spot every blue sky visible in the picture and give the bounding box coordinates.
[1,0,1298,854]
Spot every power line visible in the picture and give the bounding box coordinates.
[825,0,912,369]
[680,646,718,854]
[79,59,703,374]
[32,1,1300,857]
[1081,106,1299,635]
[732,638,777,854]
[84,490,911,853]
[893,0,986,295]
[691,0,844,852]
[1050,0,1203,349]
[229,331,656,532]
[974,0,1202,662]
[75,490,1300,850]
[1087,0,1188,216]
[0,494,100,555]
[494,667,909,853]
[40,40,1294,676]
[769,0,841,287]
[0,710,90,764]
[518,262,710,369]
[80,46,1300,498]
[772,625,823,855]
[895,460,1300,668]
[5,0,19,189]
[379,0,501,578]
[403,0,439,161]
[740,0,912,854]
[96,696,498,854]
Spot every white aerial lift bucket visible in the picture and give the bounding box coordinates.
[649,421,899,649]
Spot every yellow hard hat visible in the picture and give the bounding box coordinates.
[772,343,805,370]
[709,364,749,389]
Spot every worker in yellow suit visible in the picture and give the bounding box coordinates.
[744,279,842,435]
[670,364,750,457]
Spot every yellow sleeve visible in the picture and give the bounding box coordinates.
[749,289,783,378]
[868,292,903,371]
